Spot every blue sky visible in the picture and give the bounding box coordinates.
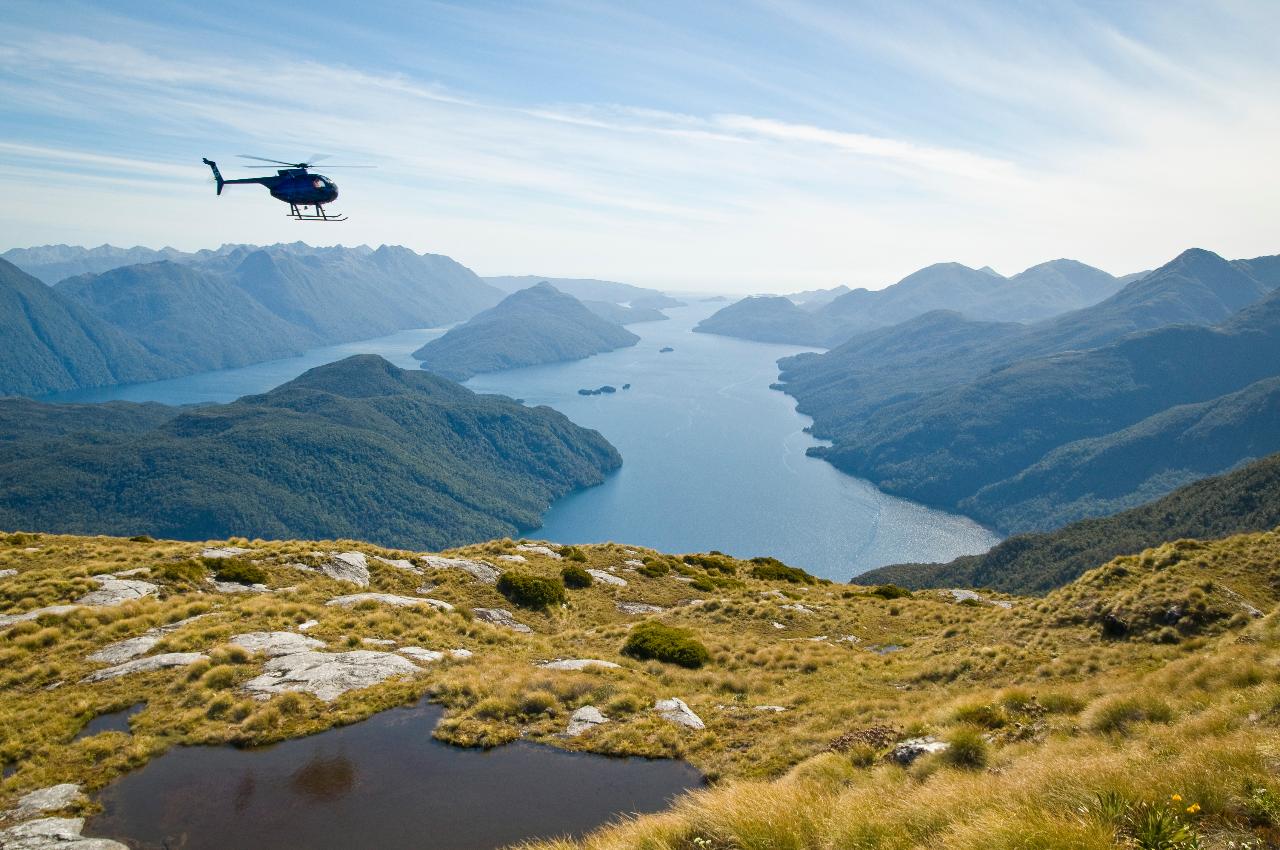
[2,1,1278,291]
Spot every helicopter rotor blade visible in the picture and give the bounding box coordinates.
[305,153,332,165]
[237,154,300,166]
[306,165,376,169]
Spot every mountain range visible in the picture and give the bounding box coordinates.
[779,248,1280,533]
[695,258,1131,346]
[413,283,641,381]
[0,355,620,549]
[483,275,683,309]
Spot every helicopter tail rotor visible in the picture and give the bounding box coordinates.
[202,158,225,195]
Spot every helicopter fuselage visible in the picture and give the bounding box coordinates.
[262,169,339,205]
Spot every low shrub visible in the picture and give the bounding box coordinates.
[497,572,567,609]
[210,559,267,586]
[128,535,155,543]
[157,559,208,586]
[683,554,736,574]
[690,576,716,592]
[638,559,670,578]
[941,727,988,769]
[560,546,588,563]
[622,621,711,669]
[952,702,1006,729]
[562,564,593,589]
[869,584,912,600]
[1089,695,1175,735]
[749,557,817,584]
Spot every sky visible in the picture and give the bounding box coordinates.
[2,1,1278,292]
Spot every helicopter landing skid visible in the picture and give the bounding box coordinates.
[287,203,347,222]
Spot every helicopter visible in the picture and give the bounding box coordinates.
[201,155,372,221]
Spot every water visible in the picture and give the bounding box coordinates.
[467,303,1000,578]
[35,303,999,580]
[88,699,703,850]
[73,702,146,741]
[38,328,448,405]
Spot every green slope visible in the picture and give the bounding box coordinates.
[860,451,1280,593]
[0,355,621,549]
[0,259,179,396]
[413,283,640,381]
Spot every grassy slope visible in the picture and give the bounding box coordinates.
[2,527,1279,850]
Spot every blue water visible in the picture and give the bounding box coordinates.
[38,303,999,580]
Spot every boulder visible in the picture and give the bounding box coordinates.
[624,559,645,568]
[86,634,162,665]
[229,631,325,657]
[780,603,814,615]
[76,577,157,607]
[0,818,127,850]
[449,648,474,659]
[8,784,84,819]
[200,546,251,559]
[0,605,81,629]
[565,706,609,736]
[296,619,319,632]
[586,569,627,587]
[537,659,622,671]
[420,555,500,584]
[515,544,562,560]
[754,705,788,712]
[82,652,208,683]
[616,602,664,615]
[361,638,396,647]
[207,578,270,594]
[319,552,371,586]
[372,555,421,574]
[241,650,419,702]
[472,608,533,633]
[325,593,454,612]
[0,569,16,578]
[654,697,705,730]
[398,647,444,663]
[497,554,526,563]
[110,567,150,578]
[889,737,949,765]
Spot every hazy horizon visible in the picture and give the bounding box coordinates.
[3,1,1279,292]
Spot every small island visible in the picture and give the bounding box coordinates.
[577,385,617,396]
[659,346,674,353]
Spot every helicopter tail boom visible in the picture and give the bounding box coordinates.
[202,158,225,195]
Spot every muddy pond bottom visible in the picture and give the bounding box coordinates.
[88,699,703,849]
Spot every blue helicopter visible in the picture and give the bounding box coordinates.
[202,155,371,221]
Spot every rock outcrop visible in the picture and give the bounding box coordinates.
[86,615,209,664]
[241,650,419,702]
[654,697,705,729]
[82,652,209,683]
[537,659,621,671]
[472,608,533,633]
[229,631,325,657]
[325,593,454,612]
[7,785,84,819]
[76,576,157,607]
[586,569,627,587]
[420,555,500,584]
[617,602,664,615]
[565,705,609,736]
[0,817,127,850]
[515,544,562,560]
[319,552,371,586]
[889,737,949,764]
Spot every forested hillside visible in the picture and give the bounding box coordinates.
[0,355,620,548]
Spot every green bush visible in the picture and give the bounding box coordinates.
[749,557,817,584]
[941,727,988,769]
[952,702,1006,729]
[497,572,567,609]
[157,559,208,586]
[638,558,670,578]
[560,546,588,563]
[1089,695,1174,735]
[561,564,593,589]
[869,584,912,600]
[622,621,711,668]
[683,553,736,574]
[209,558,267,586]
[690,575,716,592]
[129,535,155,543]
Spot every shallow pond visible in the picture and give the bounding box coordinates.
[88,699,703,850]
[73,702,146,741]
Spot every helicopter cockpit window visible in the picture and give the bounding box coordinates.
[313,178,326,189]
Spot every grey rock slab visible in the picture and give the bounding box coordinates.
[654,697,705,730]
[230,631,326,657]
[586,569,627,587]
[0,818,127,850]
[496,554,526,563]
[76,577,157,607]
[624,559,645,567]
[472,608,533,633]
[514,544,562,560]
[398,647,444,663]
[296,619,319,632]
[537,658,622,671]
[616,602,664,615]
[780,603,815,614]
[200,546,251,559]
[241,650,419,702]
[8,785,84,819]
[565,706,609,736]
[326,593,453,612]
[372,555,421,574]
[82,653,208,683]
[110,567,150,578]
[0,605,81,629]
[0,569,16,578]
[420,555,500,584]
[449,648,474,659]
[754,705,789,712]
[86,614,211,664]
[206,578,270,594]
[889,737,949,765]
[319,552,371,586]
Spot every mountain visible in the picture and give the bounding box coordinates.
[0,259,179,396]
[581,300,670,325]
[413,284,640,381]
[693,296,841,345]
[783,285,850,308]
[861,451,1280,593]
[1,244,187,284]
[225,245,502,341]
[809,278,1280,531]
[55,261,317,371]
[484,275,682,308]
[0,355,620,549]
[696,258,1125,346]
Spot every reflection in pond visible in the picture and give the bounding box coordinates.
[74,702,146,741]
[90,698,703,850]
